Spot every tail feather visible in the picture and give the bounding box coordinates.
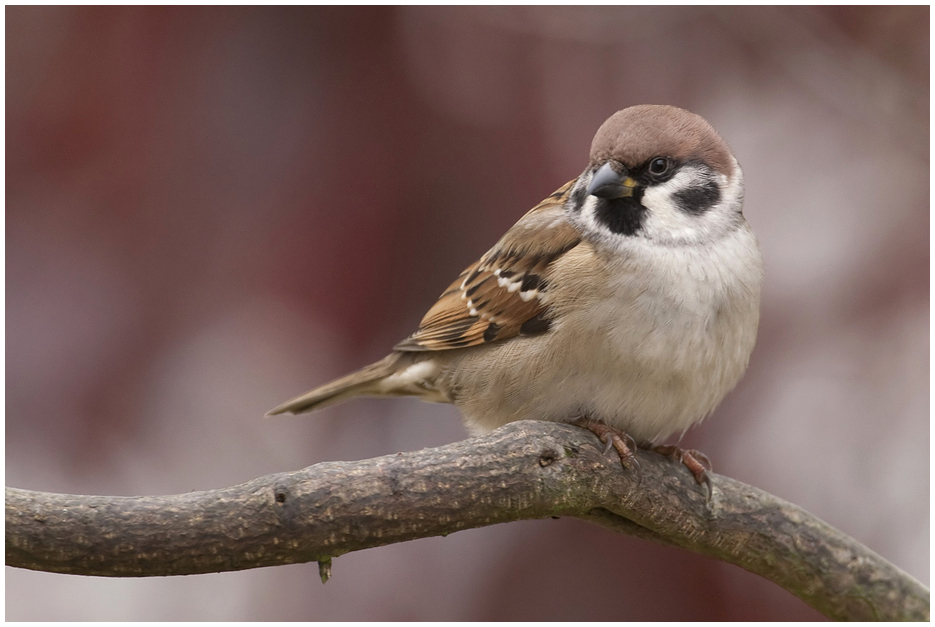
[265,355,399,416]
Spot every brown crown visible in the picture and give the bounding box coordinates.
[589,105,734,177]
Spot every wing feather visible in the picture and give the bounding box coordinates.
[394,180,580,352]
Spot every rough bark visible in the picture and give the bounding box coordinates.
[6,420,929,621]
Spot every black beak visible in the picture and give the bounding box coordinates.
[587,162,638,199]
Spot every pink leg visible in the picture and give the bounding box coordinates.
[652,444,713,497]
[572,418,642,482]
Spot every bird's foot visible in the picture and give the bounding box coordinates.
[650,444,713,498]
[572,418,642,484]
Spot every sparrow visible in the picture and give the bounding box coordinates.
[268,104,764,487]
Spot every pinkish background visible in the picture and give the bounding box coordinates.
[6,6,928,620]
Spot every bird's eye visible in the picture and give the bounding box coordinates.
[648,157,670,175]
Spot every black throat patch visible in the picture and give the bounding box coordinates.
[593,195,646,236]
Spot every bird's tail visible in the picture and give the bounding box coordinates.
[265,354,402,416]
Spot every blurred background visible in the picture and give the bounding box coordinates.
[6,5,928,620]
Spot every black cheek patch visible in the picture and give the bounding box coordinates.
[675,179,720,214]
[594,196,645,236]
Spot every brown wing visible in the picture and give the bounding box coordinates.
[394,181,581,352]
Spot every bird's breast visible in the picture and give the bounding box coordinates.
[449,229,762,442]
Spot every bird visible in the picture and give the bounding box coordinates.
[267,104,764,487]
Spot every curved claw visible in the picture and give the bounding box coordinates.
[700,470,713,502]
[623,433,638,454]
[628,450,643,490]
[573,418,640,485]
[651,444,713,501]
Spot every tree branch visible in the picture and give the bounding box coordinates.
[5,420,928,620]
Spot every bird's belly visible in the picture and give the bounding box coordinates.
[450,290,753,443]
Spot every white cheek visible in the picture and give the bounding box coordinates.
[641,173,691,230]
[642,168,743,244]
[577,194,603,235]
[640,169,711,239]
